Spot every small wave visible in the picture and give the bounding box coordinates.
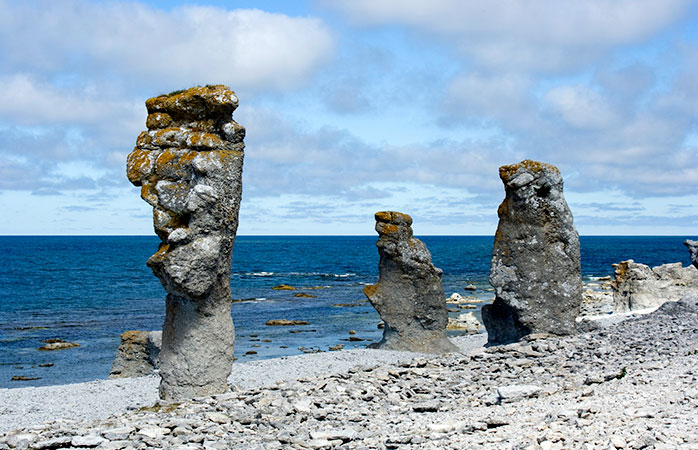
[232,297,267,303]
[234,271,357,278]
[234,272,275,277]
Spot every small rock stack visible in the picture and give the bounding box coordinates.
[612,259,698,313]
[364,211,459,354]
[483,160,581,345]
[109,330,162,379]
[126,85,244,400]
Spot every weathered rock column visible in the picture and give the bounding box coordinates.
[685,240,698,269]
[364,212,459,354]
[126,85,244,400]
[483,160,581,345]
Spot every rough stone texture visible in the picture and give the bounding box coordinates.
[363,211,459,354]
[483,160,582,345]
[446,312,483,334]
[4,299,698,449]
[685,239,698,269]
[612,259,698,313]
[109,331,162,379]
[126,85,244,400]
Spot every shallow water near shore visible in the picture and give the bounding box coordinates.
[0,235,693,388]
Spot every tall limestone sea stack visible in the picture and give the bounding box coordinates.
[364,211,459,354]
[126,85,244,400]
[483,160,582,345]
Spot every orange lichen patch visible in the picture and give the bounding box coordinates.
[155,149,197,180]
[148,243,170,264]
[126,149,153,185]
[156,149,177,168]
[140,184,159,207]
[614,261,630,282]
[375,211,413,226]
[363,284,378,298]
[499,160,559,182]
[151,127,188,148]
[136,131,153,148]
[187,132,223,149]
[378,223,399,235]
[375,211,393,223]
[146,112,173,130]
[145,85,238,120]
[497,199,510,218]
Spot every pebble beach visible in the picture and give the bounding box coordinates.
[2,296,697,449]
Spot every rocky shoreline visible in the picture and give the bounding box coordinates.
[2,296,697,449]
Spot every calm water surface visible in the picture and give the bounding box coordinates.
[0,235,693,388]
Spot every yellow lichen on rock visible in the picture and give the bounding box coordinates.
[499,159,560,182]
[126,148,154,185]
[363,284,377,298]
[146,112,174,130]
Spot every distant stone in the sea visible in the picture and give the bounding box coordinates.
[37,339,80,351]
[126,85,244,400]
[483,160,582,345]
[363,211,459,354]
[612,259,698,313]
[109,330,162,379]
[684,240,698,269]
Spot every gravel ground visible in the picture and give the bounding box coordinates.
[0,335,487,435]
[3,297,696,449]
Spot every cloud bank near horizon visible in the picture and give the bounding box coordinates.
[0,0,696,235]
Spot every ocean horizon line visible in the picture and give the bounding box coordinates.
[0,234,696,238]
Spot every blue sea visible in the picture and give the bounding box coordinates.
[0,235,694,389]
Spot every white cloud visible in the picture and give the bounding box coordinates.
[0,1,334,91]
[322,0,691,72]
[544,85,619,129]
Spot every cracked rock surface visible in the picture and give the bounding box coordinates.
[3,296,697,449]
[483,160,582,345]
[363,211,459,354]
[126,85,244,401]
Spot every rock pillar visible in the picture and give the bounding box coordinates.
[685,240,698,269]
[126,85,244,400]
[483,160,581,345]
[363,211,459,354]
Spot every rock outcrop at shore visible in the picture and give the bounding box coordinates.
[126,85,244,400]
[685,239,698,269]
[483,160,582,345]
[363,211,459,354]
[109,331,162,379]
[4,297,697,449]
[612,259,698,313]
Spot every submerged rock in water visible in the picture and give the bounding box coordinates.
[38,339,80,351]
[126,85,244,401]
[612,259,698,313]
[109,330,162,379]
[684,240,698,269]
[363,211,459,354]
[483,160,582,345]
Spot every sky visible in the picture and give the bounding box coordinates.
[1,0,697,236]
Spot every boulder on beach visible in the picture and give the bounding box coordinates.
[446,312,483,334]
[109,330,162,379]
[483,160,582,345]
[363,211,459,354]
[127,85,244,401]
[612,259,698,313]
